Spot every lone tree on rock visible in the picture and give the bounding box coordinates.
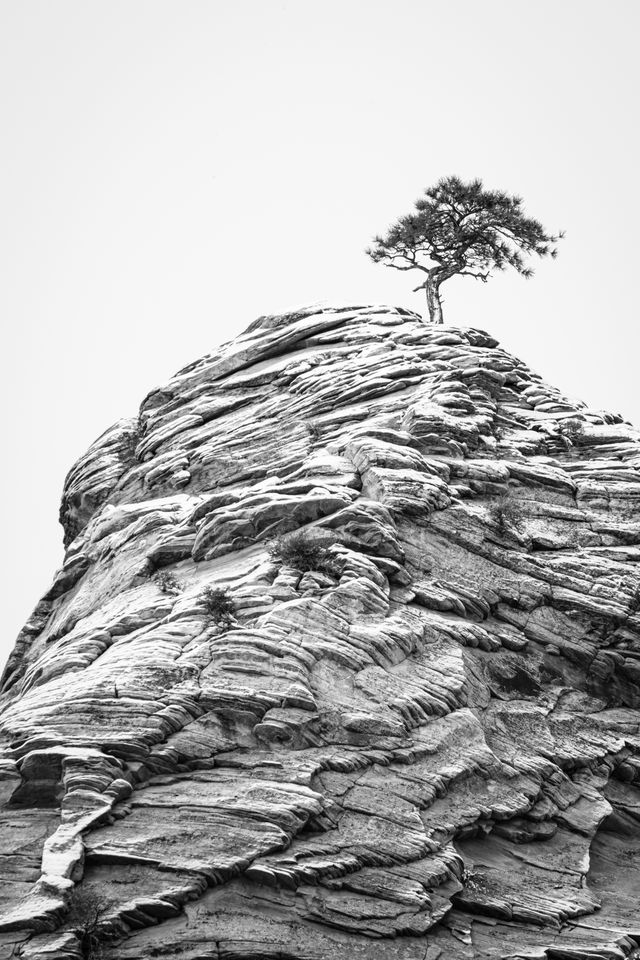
[366,176,563,324]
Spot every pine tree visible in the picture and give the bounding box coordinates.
[366,176,563,324]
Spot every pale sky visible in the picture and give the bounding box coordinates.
[1,0,639,670]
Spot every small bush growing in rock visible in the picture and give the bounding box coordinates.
[489,495,520,537]
[269,532,334,573]
[558,418,584,444]
[67,887,109,959]
[154,571,183,596]
[200,586,235,627]
[120,417,143,463]
[460,867,489,893]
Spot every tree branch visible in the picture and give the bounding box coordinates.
[382,261,429,273]
[458,269,490,281]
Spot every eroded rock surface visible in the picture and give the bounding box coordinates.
[1,304,640,959]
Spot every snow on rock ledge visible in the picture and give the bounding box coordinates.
[1,304,640,959]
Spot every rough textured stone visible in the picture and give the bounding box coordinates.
[1,304,640,959]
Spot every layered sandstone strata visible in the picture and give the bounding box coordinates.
[1,305,639,959]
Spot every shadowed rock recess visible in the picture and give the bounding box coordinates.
[2,305,640,960]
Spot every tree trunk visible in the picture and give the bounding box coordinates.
[425,272,444,324]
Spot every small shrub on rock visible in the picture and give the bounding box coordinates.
[200,586,235,627]
[269,531,334,573]
[489,495,520,537]
[120,417,143,463]
[558,418,585,444]
[461,867,489,893]
[154,571,183,596]
[67,886,109,959]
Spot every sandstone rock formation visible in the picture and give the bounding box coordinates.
[1,305,640,960]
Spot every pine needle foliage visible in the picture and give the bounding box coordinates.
[366,176,563,324]
[200,586,235,627]
[558,418,585,442]
[154,571,183,596]
[489,495,521,538]
[269,532,333,573]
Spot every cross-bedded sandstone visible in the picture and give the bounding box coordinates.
[1,305,640,959]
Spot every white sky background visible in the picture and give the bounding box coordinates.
[1,0,639,670]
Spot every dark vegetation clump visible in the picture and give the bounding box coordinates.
[460,867,490,894]
[120,416,143,463]
[269,531,334,573]
[200,586,235,627]
[366,175,563,324]
[489,495,520,537]
[154,571,183,596]
[558,418,585,444]
[67,887,110,959]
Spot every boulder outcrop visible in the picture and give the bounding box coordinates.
[1,305,640,959]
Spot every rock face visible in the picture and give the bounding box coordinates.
[1,304,640,960]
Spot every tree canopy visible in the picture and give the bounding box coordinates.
[366,176,563,324]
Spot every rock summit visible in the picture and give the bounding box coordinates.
[1,305,640,959]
